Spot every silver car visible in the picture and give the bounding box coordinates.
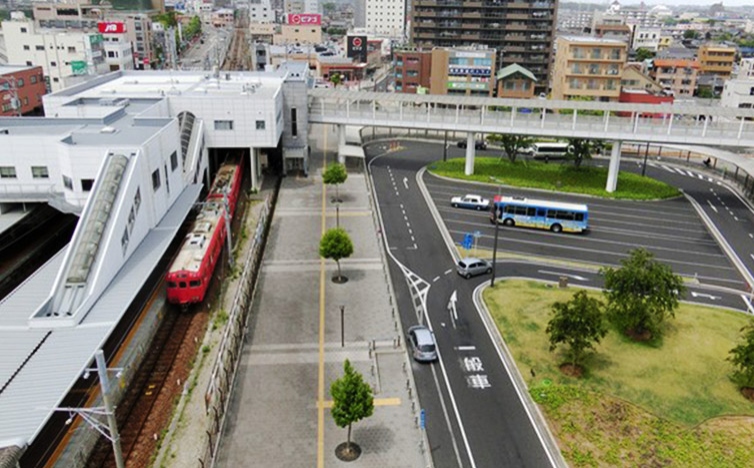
[457,257,492,279]
[407,325,438,362]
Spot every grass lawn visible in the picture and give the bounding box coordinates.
[429,157,680,200]
[484,280,754,466]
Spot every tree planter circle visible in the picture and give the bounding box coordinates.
[332,275,349,284]
[335,442,362,462]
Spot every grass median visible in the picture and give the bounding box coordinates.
[484,280,754,466]
[429,157,680,200]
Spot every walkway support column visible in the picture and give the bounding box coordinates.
[464,132,475,176]
[337,124,346,165]
[250,147,260,191]
[606,141,622,193]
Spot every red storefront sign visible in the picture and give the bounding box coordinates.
[287,13,321,26]
[98,22,126,34]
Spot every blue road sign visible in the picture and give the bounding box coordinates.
[420,409,426,429]
[462,233,473,250]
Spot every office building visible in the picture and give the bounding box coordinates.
[551,36,627,102]
[366,0,405,38]
[393,48,431,93]
[429,48,496,97]
[410,0,555,94]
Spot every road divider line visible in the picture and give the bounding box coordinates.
[707,199,718,213]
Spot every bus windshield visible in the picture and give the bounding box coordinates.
[490,196,588,233]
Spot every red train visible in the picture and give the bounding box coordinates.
[166,156,245,306]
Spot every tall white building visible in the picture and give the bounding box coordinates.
[365,0,405,37]
[249,0,274,23]
[285,0,318,14]
[2,15,110,91]
[632,27,662,52]
[721,79,754,111]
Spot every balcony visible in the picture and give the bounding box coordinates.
[506,13,529,20]
[461,32,480,40]
[462,23,479,29]
[462,11,482,18]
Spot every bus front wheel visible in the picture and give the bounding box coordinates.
[551,224,562,233]
[503,218,514,227]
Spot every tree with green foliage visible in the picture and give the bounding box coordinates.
[635,47,655,62]
[184,16,202,41]
[565,138,595,168]
[488,134,533,163]
[697,88,715,99]
[323,2,337,12]
[155,11,178,28]
[683,30,699,40]
[728,322,754,389]
[323,162,347,203]
[601,248,685,340]
[329,72,343,87]
[546,290,607,371]
[319,228,354,282]
[330,359,374,456]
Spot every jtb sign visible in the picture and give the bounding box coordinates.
[98,22,126,34]
[287,13,321,25]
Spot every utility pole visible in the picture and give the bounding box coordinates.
[95,350,125,468]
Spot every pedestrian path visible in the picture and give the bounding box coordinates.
[214,149,430,467]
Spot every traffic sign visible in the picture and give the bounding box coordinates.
[420,409,426,429]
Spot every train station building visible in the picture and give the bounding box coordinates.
[0,62,311,466]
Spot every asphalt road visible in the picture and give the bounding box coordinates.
[366,140,754,468]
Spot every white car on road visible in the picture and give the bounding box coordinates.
[451,194,490,211]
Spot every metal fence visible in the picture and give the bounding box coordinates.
[198,181,279,467]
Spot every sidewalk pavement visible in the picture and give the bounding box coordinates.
[214,143,430,467]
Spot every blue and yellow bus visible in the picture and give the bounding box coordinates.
[490,196,589,233]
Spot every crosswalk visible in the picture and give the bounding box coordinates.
[641,161,716,183]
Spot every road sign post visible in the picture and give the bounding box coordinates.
[491,208,500,287]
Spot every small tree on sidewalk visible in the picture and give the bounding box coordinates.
[331,359,374,461]
[546,290,607,376]
[319,227,354,283]
[728,321,754,399]
[323,162,348,203]
[488,134,533,163]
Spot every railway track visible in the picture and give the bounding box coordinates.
[221,12,250,71]
[85,306,196,468]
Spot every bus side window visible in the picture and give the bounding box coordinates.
[546,210,555,218]
[575,213,584,222]
[504,205,514,214]
[526,207,536,216]
[515,206,528,216]
[537,209,546,217]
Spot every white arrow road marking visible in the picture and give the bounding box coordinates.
[538,270,588,281]
[707,200,718,213]
[741,295,754,314]
[690,291,720,300]
[403,177,409,190]
[448,290,458,329]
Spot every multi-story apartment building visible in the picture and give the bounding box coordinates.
[393,48,432,93]
[698,43,736,78]
[737,57,754,79]
[650,58,699,97]
[3,15,110,92]
[593,23,632,43]
[410,0,556,94]
[365,0,405,37]
[429,48,496,97]
[0,65,46,116]
[551,36,627,101]
[721,79,754,111]
[558,11,593,32]
[632,27,661,51]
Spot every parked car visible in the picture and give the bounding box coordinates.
[407,325,438,362]
[451,194,490,211]
[457,140,488,150]
[456,257,493,279]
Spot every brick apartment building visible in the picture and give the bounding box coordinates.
[0,65,46,116]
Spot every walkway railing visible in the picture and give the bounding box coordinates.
[309,89,754,148]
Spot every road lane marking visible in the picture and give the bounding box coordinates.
[455,346,477,351]
[707,200,718,213]
[538,270,588,281]
[741,295,754,314]
[690,291,720,300]
[433,276,440,282]
[444,269,453,275]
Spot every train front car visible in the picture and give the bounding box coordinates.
[165,157,243,307]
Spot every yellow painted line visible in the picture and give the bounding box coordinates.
[317,125,328,468]
[320,397,402,409]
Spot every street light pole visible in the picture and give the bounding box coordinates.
[491,207,500,287]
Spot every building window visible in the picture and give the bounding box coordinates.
[214,120,233,130]
[20,27,27,33]
[81,179,94,191]
[750,87,754,96]
[23,97,28,105]
[32,166,49,178]
[505,80,515,90]
[569,78,580,89]
[591,48,601,59]
[291,107,298,137]
[50,61,57,67]
[611,48,621,60]
[16,78,24,87]
[36,45,44,51]
[0,166,17,178]
[256,120,266,130]
[152,169,161,191]
[63,175,73,190]
[170,151,178,171]
[23,45,30,50]
[30,75,37,84]
[68,46,76,53]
